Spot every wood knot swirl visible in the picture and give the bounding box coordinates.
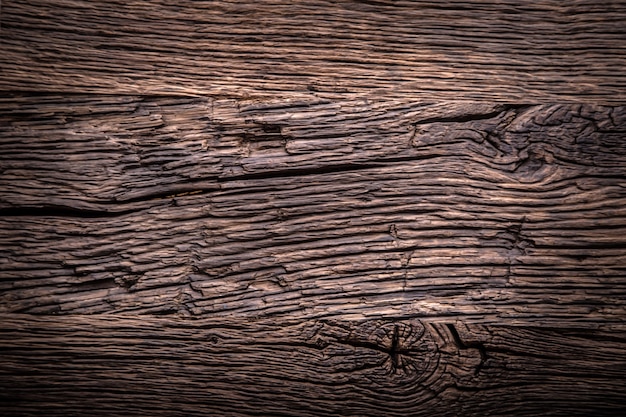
[327,320,440,383]
[371,321,438,379]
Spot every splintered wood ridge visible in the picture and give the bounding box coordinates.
[1,96,625,325]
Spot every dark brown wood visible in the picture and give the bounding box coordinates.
[2,0,626,102]
[2,1,626,415]
[1,97,625,326]
[1,314,625,417]
[2,95,626,415]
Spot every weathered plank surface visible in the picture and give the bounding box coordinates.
[3,1,626,415]
[1,97,625,326]
[2,0,626,101]
[1,315,625,417]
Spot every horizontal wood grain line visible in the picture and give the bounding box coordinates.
[2,0,626,101]
[0,314,624,417]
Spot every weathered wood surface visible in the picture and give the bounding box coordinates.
[2,0,626,102]
[3,0,626,415]
[1,315,625,417]
[2,97,626,326]
[2,95,626,414]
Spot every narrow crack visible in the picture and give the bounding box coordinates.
[0,206,140,218]
[446,323,488,376]
[220,153,442,183]
[412,105,524,127]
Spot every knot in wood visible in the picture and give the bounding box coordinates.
[355,320,439,380]
[511,146,555,184]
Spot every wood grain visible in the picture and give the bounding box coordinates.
[1,315,624,416]
[1,96,625,326]
[2,1,626,414]
[2,0,626,101]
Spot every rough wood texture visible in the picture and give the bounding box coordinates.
[2,96,626,414]
[2,0,626,101]
[1,315,625,417]
[2,97,625,326]
[2,1,626,415]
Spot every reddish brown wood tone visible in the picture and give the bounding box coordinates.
[1,1,626,416]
